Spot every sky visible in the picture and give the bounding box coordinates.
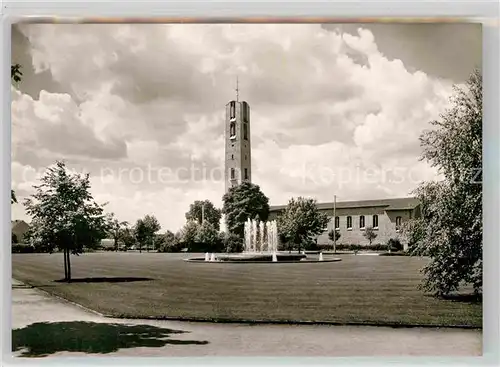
[11,22,482,232]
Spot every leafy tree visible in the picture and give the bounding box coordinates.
[157,230,182,253]
[195,221,221,252]
[11,63,23,83]
[222,181,270,238]
[12,233,18,244]
[134,215,161,252]
[328,229,341,252]
[119,226,136,250]
[405,70,482,296]
[180,220,200,249]
[185,200,222,231]
[223,232,243,253]
[23,161,108,281]
[106,213,128,252]
[363,226,377,246]
[277,197,329,253]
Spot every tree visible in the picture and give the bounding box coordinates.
[119,226,136,250]
[222,181,270,238]
[328,229,341,252]
[157,230,182,253]
[185,200,222,231]
[134,215,161,252]
[405,70,482,296]
[105,213,128,252]
[11,63,23,83]
[180,220,200,249]
[363,226,377,246]
[223,232,243,253]
[23,161,108,281]
[277,197,329,253]
[11,190,17,204]
[195,221,221,252]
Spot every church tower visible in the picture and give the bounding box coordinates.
[224,80,251,193]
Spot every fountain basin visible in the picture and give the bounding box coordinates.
[184,253,343,264]
[218,253,306,262]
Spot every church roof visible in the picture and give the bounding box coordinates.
[269,197,420,212]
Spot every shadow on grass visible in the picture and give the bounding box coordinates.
[54,277,153,283]
[13,321,209,357]
[441,293,482,304]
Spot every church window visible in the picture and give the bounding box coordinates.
[230,168,235,180]
[244,168,248,180]
[359,215,365,229]
[231,154,234,160]
[395,216,402,230]
[372,215,379,229]
[347,216,352,230]
[335,216,340,230]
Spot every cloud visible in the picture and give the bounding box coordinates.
[11,23,466,231]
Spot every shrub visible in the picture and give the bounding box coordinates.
[224,233,243,253]
[387,238,404,252]
[11,244,35,253]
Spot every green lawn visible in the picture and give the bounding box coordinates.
[12,252,482,327]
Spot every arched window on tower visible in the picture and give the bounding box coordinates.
[244,168,248,180]
[242,101,249,123]
[243,123,248,140]
[230,122,236,138]
[230,101,236,119]
[230,168,235,180]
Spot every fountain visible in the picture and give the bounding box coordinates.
[185,219,341,264]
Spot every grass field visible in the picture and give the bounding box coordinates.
[12,252,482,327]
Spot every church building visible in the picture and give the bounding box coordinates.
[223,91,420,248]
[268,197,420,248]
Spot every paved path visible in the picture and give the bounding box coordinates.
[11,280,482,357]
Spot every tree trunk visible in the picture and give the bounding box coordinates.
[66,250,72,282]
[63,249,68,280]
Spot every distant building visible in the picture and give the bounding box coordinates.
[269,197,421,249]
[11,220,30,243]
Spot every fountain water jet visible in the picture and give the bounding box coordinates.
[244,219,279,254]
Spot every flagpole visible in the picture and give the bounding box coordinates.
[333,195,337,254]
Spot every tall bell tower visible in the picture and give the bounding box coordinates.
[224,78,251,193]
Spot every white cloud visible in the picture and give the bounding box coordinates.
[11,24,457,231]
